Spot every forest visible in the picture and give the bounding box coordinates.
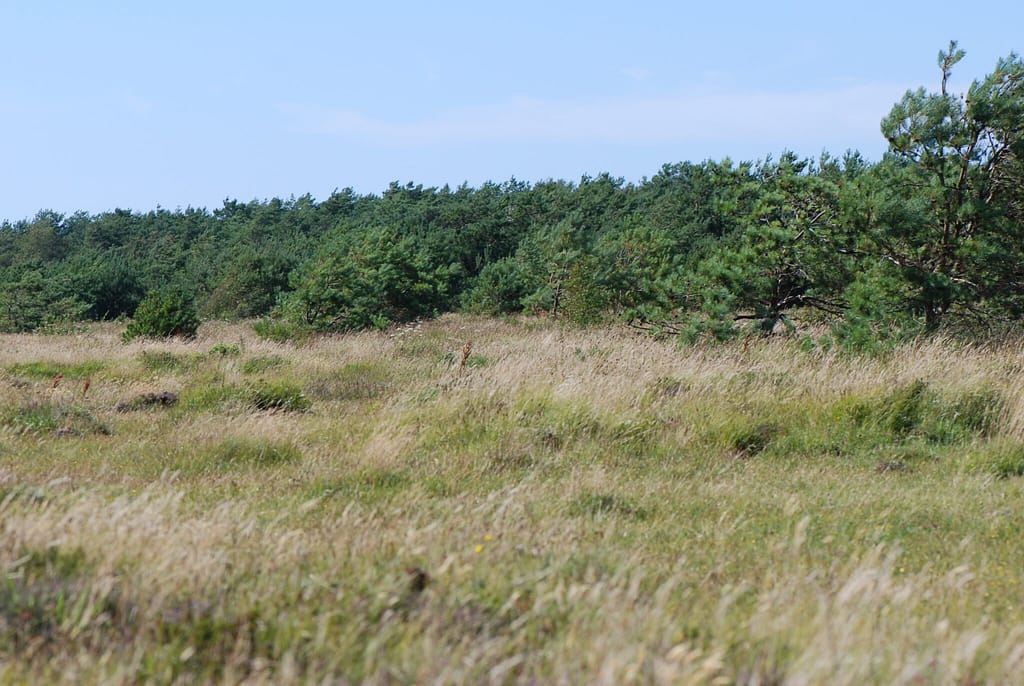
[2,44,1022,347]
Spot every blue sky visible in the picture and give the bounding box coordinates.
[1,1,1022,222]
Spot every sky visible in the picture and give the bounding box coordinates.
[1,1,1022,223]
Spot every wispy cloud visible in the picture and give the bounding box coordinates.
[280,83,903,149]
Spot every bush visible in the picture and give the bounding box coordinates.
[562,255,612,327]
[122,290,199,342]
[284,227,455,332]
[462,257,533,315]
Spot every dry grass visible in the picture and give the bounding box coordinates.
[2,315,1024,683]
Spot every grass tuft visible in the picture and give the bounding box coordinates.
[7,360,106,381]
[241,354,286,374]
[305,361,392,401]
[138,350,201,374]
[248,381,311,412]
[569,492,649,519]
[207,344,241,357]
[0,399,109,436]
[314,469,412,504]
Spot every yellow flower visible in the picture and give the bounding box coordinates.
[484,535,492,542]
[474,545,483,554]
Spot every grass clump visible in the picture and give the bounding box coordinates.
[138,350,201,374]
[248,381,311,412]
[968,441,1024,479]
[873,443,936,474]
[884,379,930,436]
[992,450,1024,479]
[207,343,241,357]
[182,438,302,474]
[177,378,311,414]
[7,360,106,381]
[718,420,781,457]
[0,399,109,436]
[569,492,649,519]
[252,318,310,344]
[314,469,412,504]
[1,400,63,433]
[846,380,1003,445]
[305,361,392,401]
[177,380,246,412]
[0,545,137,665]
[209,438,301,468]
[241,354,286,374]
[0,547,94,650]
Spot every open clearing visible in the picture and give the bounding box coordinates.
[2,315,1024,684]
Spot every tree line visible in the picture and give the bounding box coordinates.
[2,44,1022,348]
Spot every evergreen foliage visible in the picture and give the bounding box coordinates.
[0,46,1020,348]
[122,290,200,342]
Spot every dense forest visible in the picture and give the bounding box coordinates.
[3,45,1022,348]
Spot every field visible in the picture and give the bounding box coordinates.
[2,315,1024,684]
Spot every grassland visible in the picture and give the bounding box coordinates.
[2,315,1024,684]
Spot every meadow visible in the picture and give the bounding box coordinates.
[2,315,1024,684]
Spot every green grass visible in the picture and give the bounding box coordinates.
[3,316,1024,683]
[248,381,311,412]
[240,354,286,374]
[138,350,202,373]
[177,438,303,475]
[304,360,393,401]
[7,359,107,380]
[1,398,110,436]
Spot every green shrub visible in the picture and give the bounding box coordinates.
[284,227,455,332]
[462,257,534,315]
[563,255,612,327]
[122,290,199,342]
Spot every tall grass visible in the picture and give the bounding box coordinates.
[2,316,1024,683]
